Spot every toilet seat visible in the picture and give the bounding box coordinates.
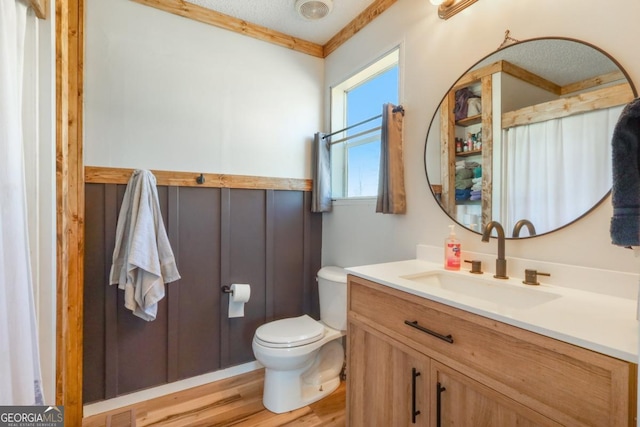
[254,315,325,348]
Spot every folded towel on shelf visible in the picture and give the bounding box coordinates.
[455,189,471,200]
[471,177,482,191]
[456,168,474,180]
[455,178,474,189]
[109,169,181,321]
[465,161,481,169]
[611,98,640,247]
[470,190,482,201]
[467,98,482,117]
[473,167,482,178]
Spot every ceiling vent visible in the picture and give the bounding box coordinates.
[295,0,333,20]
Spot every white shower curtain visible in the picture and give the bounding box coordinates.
[502,105,623,235]
[0,0,44,405]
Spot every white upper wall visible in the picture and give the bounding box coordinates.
[322,0,640,275]
[84,0,324,179]
[83,0,640,276]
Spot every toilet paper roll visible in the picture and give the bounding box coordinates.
[228,284,251,318]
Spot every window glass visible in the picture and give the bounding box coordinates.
[331,49,399,198]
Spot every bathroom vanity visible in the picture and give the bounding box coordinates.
[346,258,638,426]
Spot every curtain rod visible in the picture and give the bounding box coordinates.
[322,114,382,139]
[328,126,381,146]
[322,104,404,140]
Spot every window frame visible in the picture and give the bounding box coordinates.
[329,47,400,199]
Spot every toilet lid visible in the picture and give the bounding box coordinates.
[255,315,325,348]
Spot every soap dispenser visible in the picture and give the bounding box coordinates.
[444,225,461,271]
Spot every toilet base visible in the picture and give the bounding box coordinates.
[262,340,343,414]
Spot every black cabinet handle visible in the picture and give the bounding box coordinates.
[404,320,454,344]
[411,368,421,424]
[437,381,446,427]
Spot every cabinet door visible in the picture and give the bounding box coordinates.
[348,321,429,427]
[432,361,561,427]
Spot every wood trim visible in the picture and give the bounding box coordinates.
[322,0,398,57]
[452,61,503,90]
[440,90,455,214]
[500,60,562,95]
[480,74,492,228]
[56,0,85,423]
[30,0,47,19]
[453,60,561,95]
[130,0,324,58]
[130,0,397,58]
[85,166,313,191]
[454,61,625,98]
[502,82,634,129]
[561,70,626,95]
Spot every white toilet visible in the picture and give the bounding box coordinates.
[252,266,347,413]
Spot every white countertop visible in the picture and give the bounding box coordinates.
[347,259,639,363]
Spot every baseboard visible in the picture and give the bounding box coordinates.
[83,361,262,418]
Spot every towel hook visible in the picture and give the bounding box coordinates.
[196,173,205,184]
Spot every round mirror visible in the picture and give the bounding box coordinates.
[425,38,636,239]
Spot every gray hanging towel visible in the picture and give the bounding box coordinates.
[109,169,180,321]
[610,98,640,247]
[312,132,332,212]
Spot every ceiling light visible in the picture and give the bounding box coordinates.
[295,0,333,20]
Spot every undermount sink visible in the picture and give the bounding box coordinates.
[401,271,561,310]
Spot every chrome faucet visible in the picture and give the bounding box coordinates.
[512,219,536,238]
[481,221,508,279]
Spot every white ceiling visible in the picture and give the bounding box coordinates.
[185,0,377,45]
[475,39,621,86]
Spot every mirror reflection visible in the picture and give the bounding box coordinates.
[425,38,636,238]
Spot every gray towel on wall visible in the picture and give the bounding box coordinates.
[610,98,640,247]
[109,169,181,321]
[312,132,332,213]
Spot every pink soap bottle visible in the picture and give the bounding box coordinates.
[444,225,461,271]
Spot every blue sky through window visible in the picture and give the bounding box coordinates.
[346,66,398,197]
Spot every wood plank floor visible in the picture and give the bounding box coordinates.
[82,369,346,427]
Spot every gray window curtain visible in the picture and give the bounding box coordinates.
[312,132,332,212]
[376,104,406,214]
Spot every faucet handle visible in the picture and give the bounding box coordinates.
[523,269,550,286]
[464,259,483,274]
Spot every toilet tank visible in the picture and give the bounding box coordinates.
[317,266,348,331]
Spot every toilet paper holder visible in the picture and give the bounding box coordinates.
[221,285,234,295]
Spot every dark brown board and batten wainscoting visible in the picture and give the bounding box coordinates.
[83,166,321,404]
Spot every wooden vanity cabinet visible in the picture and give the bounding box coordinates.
[346,275,637,427]
[348,322,429,426]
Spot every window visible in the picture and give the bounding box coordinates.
[330,48,399,198]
